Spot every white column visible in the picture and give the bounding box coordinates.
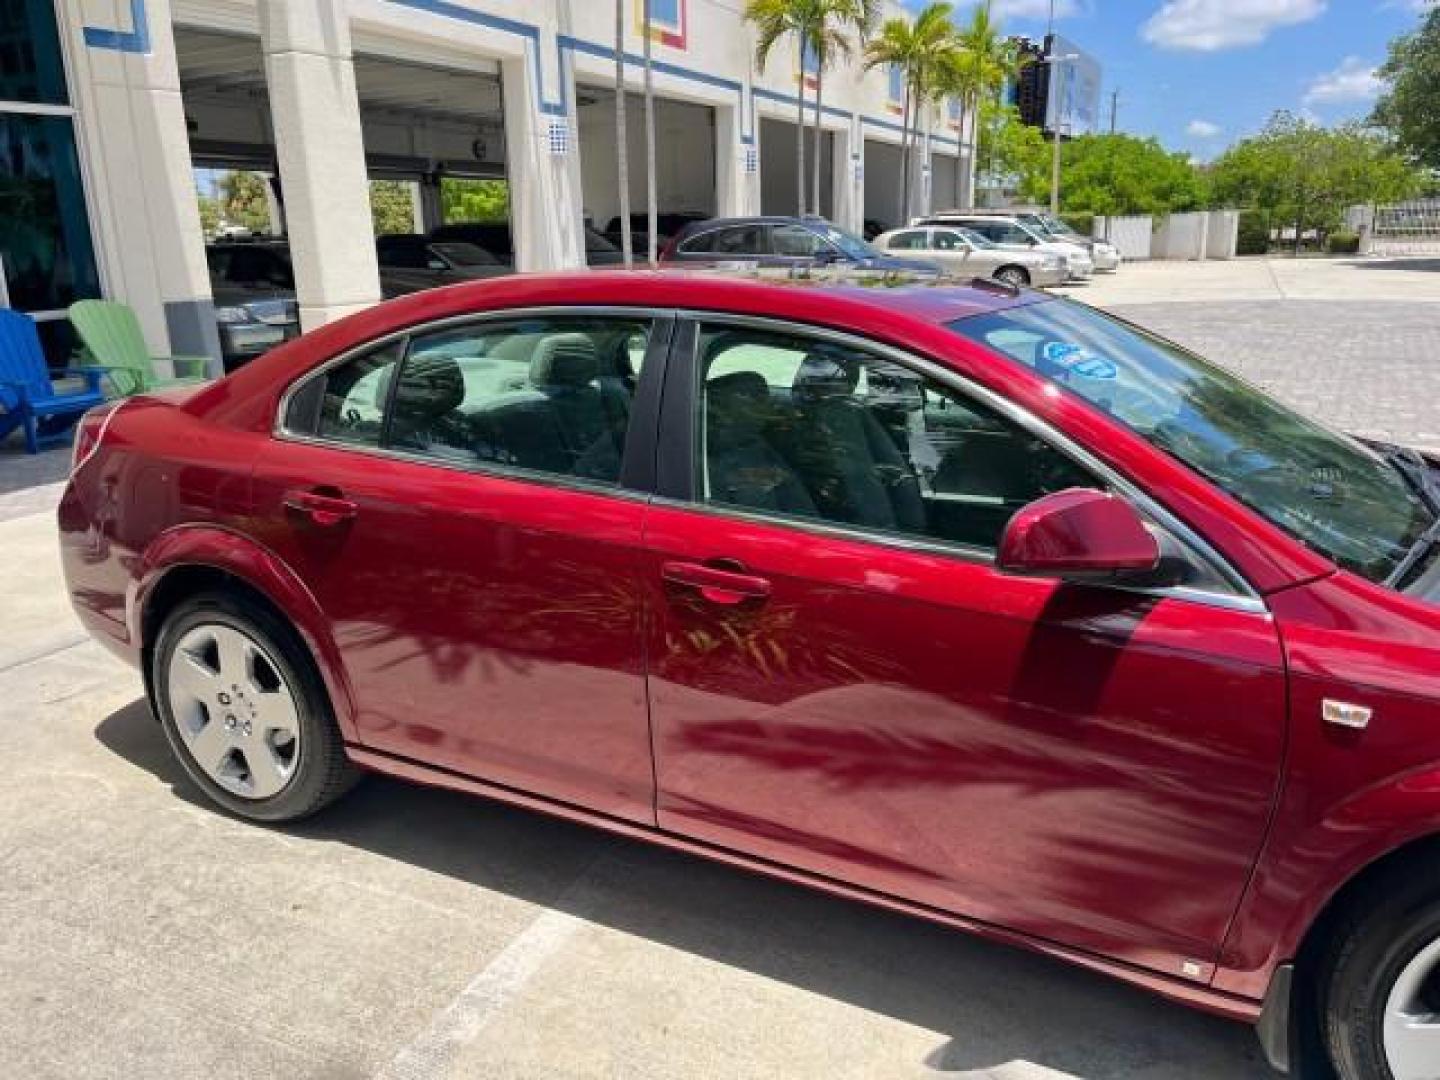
[64,0,221,370]
[502,41,584,271]
[831,121,862,234]
[259,0,380,330]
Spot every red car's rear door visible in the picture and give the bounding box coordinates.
[253,312,671,824]
[642,316,1286,980]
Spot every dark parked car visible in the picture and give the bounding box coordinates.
[63,270,1440,1080]
[374,234,510,296]
[430,221,626,266]
[601,210,710,252]
[661,216,942,274]
[206,242,301,373]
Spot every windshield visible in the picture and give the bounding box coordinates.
[431,241,498,267]
[813,222,879,260]
[949,299,1432,583]
[1036,212,1083,240]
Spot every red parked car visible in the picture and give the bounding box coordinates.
[61,273,1440,1080]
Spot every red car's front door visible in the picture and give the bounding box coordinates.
[253,313,664,824]
[642,318,1287,980]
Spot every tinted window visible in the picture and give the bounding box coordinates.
[678,229,718,254]
[0,0,68,104]
[386,317,652,484]
[695,326,1092,551]
[377,237,429,268]
[887,230,928,251]
[770,224,826,258]
[284,341,404,447]
[712,225,766,255]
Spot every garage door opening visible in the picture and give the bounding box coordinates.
[176,27,513,367]
[760,116,833,220]
[863,137,906,233]
[577,85,717,256]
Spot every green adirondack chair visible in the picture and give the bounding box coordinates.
[67,300,212,396]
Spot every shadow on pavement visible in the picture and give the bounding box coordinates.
[1340,257,1440,273]
[0,438,70,496]
[96,696,1284,1079]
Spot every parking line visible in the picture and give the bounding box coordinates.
[376,858,602,1080]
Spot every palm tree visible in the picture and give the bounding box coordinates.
[949,1,1020,207]
[614,1,633,267]
[745,0,821,215]
[803,0,880,218]
[864,3,957,224]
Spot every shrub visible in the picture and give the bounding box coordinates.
[1236,210,1270,255]
[1326,231,1361,254]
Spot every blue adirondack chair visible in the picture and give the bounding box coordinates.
[0,309,107,454]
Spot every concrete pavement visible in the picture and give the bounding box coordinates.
[1074,254,1440,306]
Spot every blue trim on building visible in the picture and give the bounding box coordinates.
[82,0,151,53]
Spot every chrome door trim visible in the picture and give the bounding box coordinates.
[672,308,1268,615]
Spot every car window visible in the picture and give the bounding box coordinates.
[770,224,826,258]
[283,341,404,447]
[932,230,970,252]
[383,317,652,484]
[694,325,1094,552]
[887,230,928,251]
[712,225,766,256]
[970,221,1031,245]
[377,237,428,269]
[679,229,718,254]
[227,247,293,286]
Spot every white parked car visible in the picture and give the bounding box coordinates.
[872,225,1068,287]
[934,208,1123,272]
[920,214,1094,282]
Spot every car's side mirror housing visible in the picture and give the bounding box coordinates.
[997,489,1161,581]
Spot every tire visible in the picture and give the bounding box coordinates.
[995,265,1030,287]
[151,590,360,822]
[1320,861,1440,1080]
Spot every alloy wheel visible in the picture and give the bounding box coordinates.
[1384,934,1440,1080]
[166,623,302,800]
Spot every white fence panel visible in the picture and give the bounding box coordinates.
[1153,213,1209,261]
[1094,216,1152,260]
[1205,210,1239,259]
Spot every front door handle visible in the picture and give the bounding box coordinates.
[662,560,772,606]
[283,488,358,528]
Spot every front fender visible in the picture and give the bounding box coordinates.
[1216,762,1440,999]
[130,523,360,742]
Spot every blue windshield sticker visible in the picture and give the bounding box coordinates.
[1042,341,1118,381]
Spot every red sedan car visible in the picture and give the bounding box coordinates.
[61,273,1440,1080]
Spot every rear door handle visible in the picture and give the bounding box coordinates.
[661,560,772,606]
[283,488,358,527]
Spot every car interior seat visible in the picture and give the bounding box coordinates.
[704,371,817,515]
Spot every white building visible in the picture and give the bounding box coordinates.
[4,0,975,368]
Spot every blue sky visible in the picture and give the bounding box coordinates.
[910,1,1435,159]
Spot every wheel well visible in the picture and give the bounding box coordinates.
[997,264,1030,282]
[1287,833,1440,1069]
[140,566,299,700]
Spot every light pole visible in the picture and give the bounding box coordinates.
[1045,51,1078,216]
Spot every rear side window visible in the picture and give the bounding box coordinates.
[283,341,403,447]
[285,318,653,487]
[887,230,928,251]
[712,226,766,255]
[679,230,717,254]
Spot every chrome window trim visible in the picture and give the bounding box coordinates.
[676,309,1268,615]
[271,305,671,504]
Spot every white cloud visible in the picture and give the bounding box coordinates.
[1142,0,1327,51]
[1303,56,1384,104]
[988,0,1080,17]
[1186,118,1222,137]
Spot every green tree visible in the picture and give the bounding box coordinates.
[196,195,221,238]
[1371,7,1440,170]
[864,3,958,223]
[369,181,415,235]
[746,0,823,215]
[217,170,271,232]
[975,101,1049,203]
[1209,112,1424,247]
[801,1,880,216]
[943,2,1021,208]
[440,179,510,223]
[1048,133,1205,217]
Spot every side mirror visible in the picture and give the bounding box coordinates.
[997,489,1160,581]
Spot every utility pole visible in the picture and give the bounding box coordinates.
[1046,51,1077,216]
[1109,88,1119,134]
